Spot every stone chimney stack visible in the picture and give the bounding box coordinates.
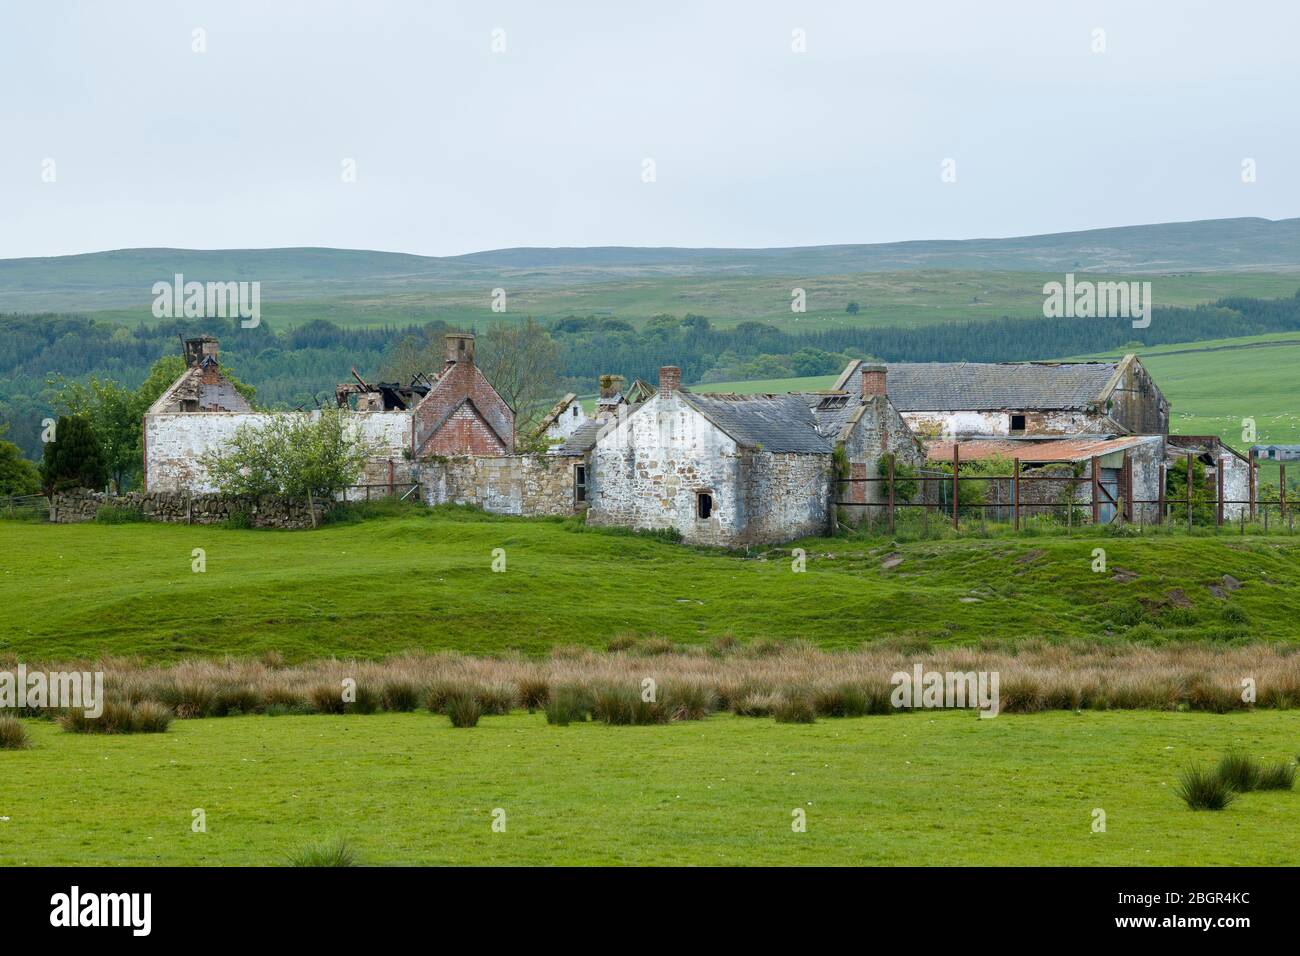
[659,366,681,397]
[184,336,220,368]
[860,364,887,401]
[594,374,625,422]
[599,374,624,400]
[445,332,476,367]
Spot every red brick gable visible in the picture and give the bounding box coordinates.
[413,361,514,457]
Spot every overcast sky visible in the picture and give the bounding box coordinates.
[1,0,1296,259]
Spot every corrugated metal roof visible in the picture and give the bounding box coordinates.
[925,436,1151,463]
[844,360,1119,411]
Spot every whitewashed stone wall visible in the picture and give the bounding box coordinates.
[145,410,412,497]
[586,394,832,546]
[587,395,745,545]
[903,408,1108,438]
[544,400,588,449]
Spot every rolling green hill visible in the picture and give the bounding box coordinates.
[3,217,1299,328]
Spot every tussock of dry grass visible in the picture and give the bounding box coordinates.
[13,640,1299,723]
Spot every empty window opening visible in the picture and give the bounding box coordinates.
[696,491,713,520]
[1010,414,1026,433]
[574,465,588,503]
[572,405,579,417]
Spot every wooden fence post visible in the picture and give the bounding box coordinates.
[1090,456,1100,525]
[1123,452,1132,523]
[1249,453,1256,521]
[887,453,895,535]
[1013,457,1020,531]
[1158,463,1166,524]
[1216,457,1225,527]
[1281,464,1288,522]
[951,444,960,530]
[1186,452,1194,534]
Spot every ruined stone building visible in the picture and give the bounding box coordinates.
[584,364,923,546]
[833,354,1170,438]
[1167,435,1254,520]
[144,335,1252,540]
[145,333,512,495]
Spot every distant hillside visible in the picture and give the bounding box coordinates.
[2,217,1298,315]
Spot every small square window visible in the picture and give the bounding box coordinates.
[1010,414,1026,433]
[696,491,713,520]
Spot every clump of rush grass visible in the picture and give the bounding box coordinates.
[0,716,30,749]
[343,684,380,715]
[518,676,550,712]
[1216,752,1262,793]
[1176,765,1236,810]
[773,691,817,724]
[592,684,667,725]
[660,681,716,721]
[444,693,482,728]
[544,685,592,725]
[812,683,870,717]
[58,701,172,735]
[309,683,346,715]
[287,839,358,867]
[1255,761,1295,791]
[380,680,422,712]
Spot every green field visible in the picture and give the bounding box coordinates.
[1,512,1297,662]
[1,709,1295,865]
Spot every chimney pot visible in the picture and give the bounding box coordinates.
[658,366,681,397]
[860,364,887,400]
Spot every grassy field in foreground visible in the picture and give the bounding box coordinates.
[1,710,1295,865]
[1,512,1298,662]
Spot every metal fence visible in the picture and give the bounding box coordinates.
[837,450,1294,534]
[0,494,50,520]
[339,482,421,502]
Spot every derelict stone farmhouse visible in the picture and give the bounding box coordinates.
[140,334,1254,544]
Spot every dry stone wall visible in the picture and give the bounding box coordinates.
[51,490,331,529]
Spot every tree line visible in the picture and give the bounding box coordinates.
[2,288,1299,490]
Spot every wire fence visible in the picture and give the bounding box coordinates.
[0,494,50,520]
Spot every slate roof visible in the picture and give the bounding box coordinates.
[679,391,831,453]
[842,360,1120,411]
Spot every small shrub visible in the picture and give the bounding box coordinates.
[94,505,145,524]
[0,716,29,749]
[223,510,254,530]
[544,685,592,725]
[773,693,817,724]
[1176,765,1236,810]
[380,680,422,712]
[1222,604,1249,626]
[288,840,358,867]
[445,693,482,728]
[1216,752,1262,792]
[1256,762,1295,791]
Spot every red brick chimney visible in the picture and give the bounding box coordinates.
[860,363,886,401]
[659,366,681,397]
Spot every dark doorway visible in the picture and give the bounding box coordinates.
[696,491,713,519]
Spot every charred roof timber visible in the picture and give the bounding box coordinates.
[335,366,431,411]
